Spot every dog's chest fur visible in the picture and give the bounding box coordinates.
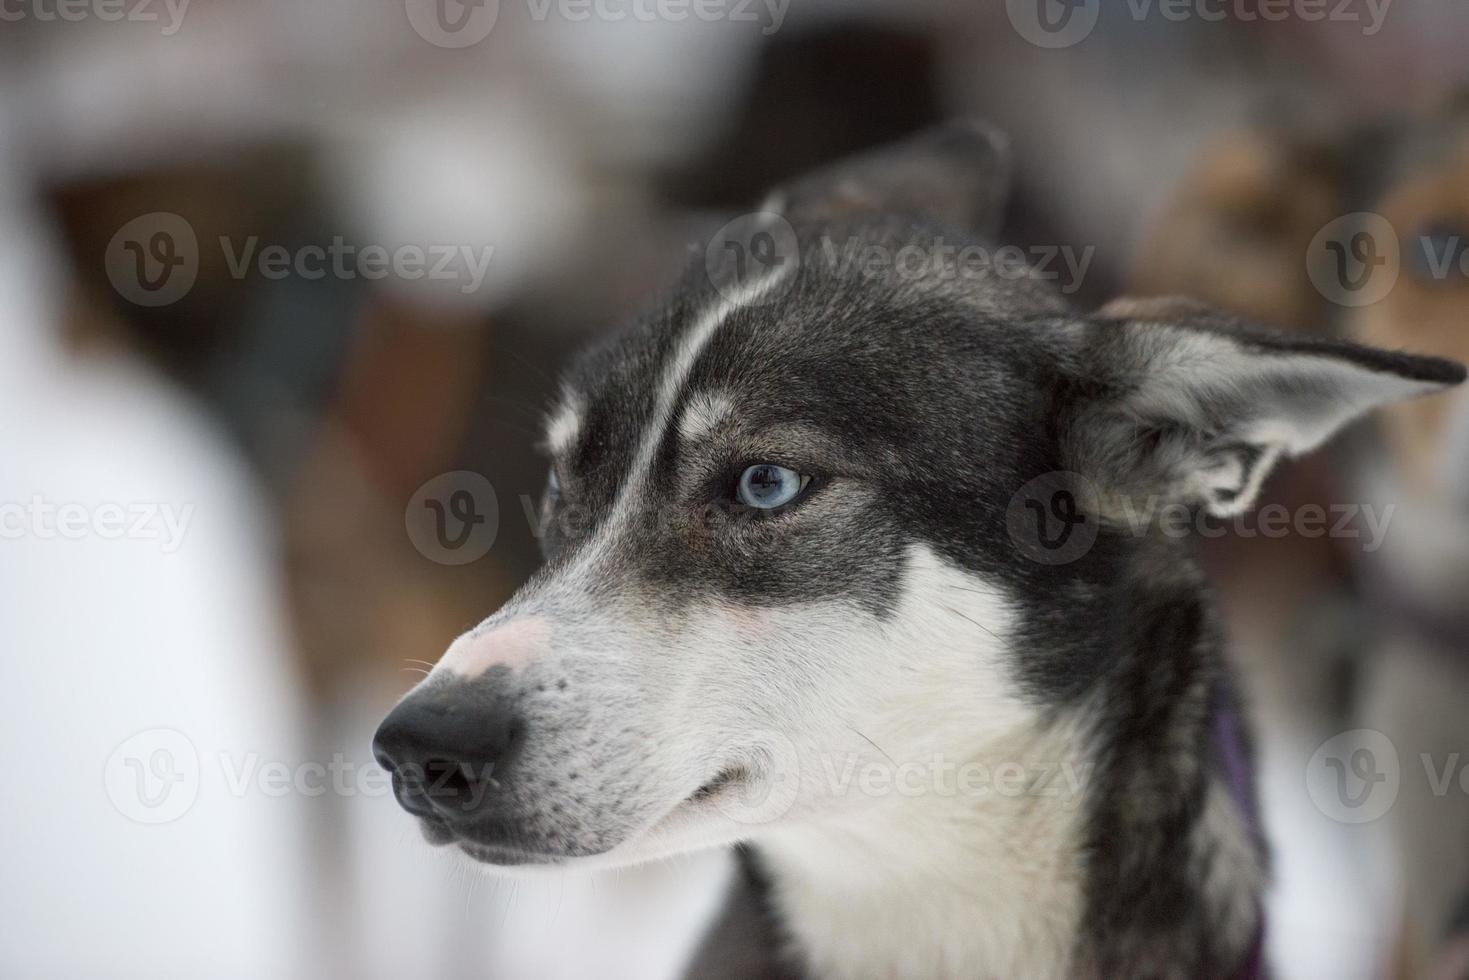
[756,728,1088,980]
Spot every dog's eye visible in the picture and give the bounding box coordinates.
[736,464,807,509]
[545,466,561,503]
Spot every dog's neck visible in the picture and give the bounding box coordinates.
[743,558,1265,980]
[755,718,1089,980]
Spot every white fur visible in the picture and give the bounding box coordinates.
[745,549,1085,980]
[677,390,734,443]
[544,392,584,458]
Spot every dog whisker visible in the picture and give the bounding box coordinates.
[847,724,897,766]
[498,880,519,932]
[942,583,1005,598]
[940,603,1000,641]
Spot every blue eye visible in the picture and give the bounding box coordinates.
[736,464,807,509]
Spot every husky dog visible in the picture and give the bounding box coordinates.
[374,122,1464,979]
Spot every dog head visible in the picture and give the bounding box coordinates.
[374,122,1464,871]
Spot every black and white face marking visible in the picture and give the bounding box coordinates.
[374,124,1464,894]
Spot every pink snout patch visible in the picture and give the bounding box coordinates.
[437,616,551,678]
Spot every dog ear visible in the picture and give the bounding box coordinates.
[771,120,1012,237]
[1065,296,1466,519]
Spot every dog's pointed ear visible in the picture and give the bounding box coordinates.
[771,120,1012,236]
[1065,297,1466,518]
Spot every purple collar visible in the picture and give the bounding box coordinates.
[1213,686,1268,980]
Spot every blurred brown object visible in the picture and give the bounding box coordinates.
[1128,91,1469,980]
[46,146,318,373]
[1353,135,1469,491]
[1339,93,1469,978]
[1131,126,1343,332]
[282,295,505,703]
[1125,122,1359,677]
[1125,120,1369,975]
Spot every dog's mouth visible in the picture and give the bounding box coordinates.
[684,765,752,805]
[409,813,572,867]
[456,840,563,867]
[423,764,757,868]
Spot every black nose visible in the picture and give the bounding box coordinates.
[373,688,525,822]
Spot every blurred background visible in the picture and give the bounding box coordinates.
[4,1,1469,977]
